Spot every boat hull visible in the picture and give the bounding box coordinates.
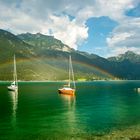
[7,86,18,91]
[58,88,75,96]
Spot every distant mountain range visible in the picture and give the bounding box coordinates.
[0,29,140,81]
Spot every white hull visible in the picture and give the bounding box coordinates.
[7,85,18,91]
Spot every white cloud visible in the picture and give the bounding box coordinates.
[0,0,89,49]
[41,15,88,49]
[106,17,140,56]
[107,32,134,47]
[106,47,140,57]
[0,2,43,33]
[0,0,139,54]
[75,0,135,23]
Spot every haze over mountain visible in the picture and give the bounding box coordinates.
[0,29,140,81]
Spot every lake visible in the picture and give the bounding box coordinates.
[0,81,140,139]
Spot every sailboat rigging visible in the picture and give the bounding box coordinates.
[7,55,18,91]
[58,55,76,95]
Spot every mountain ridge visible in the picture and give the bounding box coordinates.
[0,29,140,80]
[108,51,140,63]
[17,32,73,52]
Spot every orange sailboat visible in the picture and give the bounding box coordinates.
[58,55,76,96]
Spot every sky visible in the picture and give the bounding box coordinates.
[0,0,140,57]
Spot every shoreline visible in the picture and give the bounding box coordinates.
[0,79,140,82]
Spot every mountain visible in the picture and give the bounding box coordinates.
[18,33,117,78]
[108,51,140,63]
[0,29,114,81]
[0,29,140,80]
[17,33,73,53]
[0,29,37,80]
[0,29,35,60]
[17,32,117,79]
[108,51,140,79]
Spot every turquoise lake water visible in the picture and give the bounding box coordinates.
[0,81,140,139]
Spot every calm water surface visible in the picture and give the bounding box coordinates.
[0,81,140,139]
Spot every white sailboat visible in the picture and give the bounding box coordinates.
[58,55,76,96]
[8,55,18,91]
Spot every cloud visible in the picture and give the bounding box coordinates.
[106,47,140,58]
[107,17,140,56]
[75,0,135,22]
[41,15,88,49]
[0,0,139,54]
[0,0,89,49]
[107,32,134,47]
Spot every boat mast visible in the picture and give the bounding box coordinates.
[68,55,71,87]
[70,55,76,89]
[14,54,18,87]
[13,55,15,85]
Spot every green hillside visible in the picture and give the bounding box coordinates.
[0,29,114,81]
[0,29,140,80]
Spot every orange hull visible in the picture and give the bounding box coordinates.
[58,89,75,96]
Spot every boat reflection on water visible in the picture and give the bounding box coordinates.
[59,94,76,107]
[59,94,76,134]
[134,88,140,94]
[8,91,18,127]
